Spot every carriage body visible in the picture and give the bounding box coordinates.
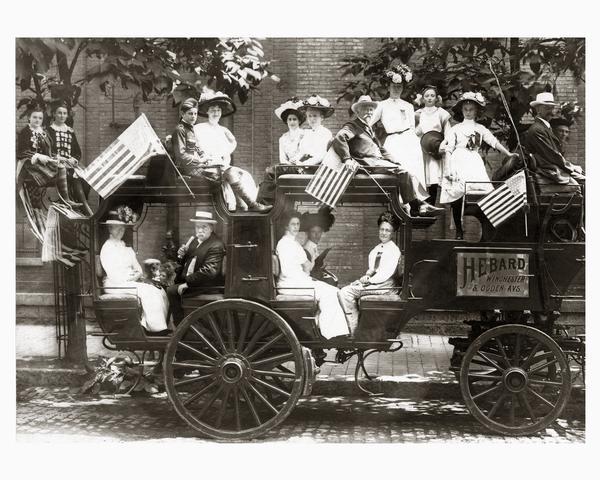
[85,166,584,439]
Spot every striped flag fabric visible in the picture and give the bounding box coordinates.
[477,170,528,227]
[75,114,166,198]
[305,149,357,207]
[42,206,87,267]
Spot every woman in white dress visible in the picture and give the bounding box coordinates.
[100,208,169,333]
[372,64,426,187]
[442,92,518,239]
[276,211,349,340]
[191,89,271,212]
[414,85,453,202]
[296,94,334,166]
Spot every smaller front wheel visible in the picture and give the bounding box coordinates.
[460,324,571,435]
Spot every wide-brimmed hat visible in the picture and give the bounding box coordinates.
[530,92,558,108]
[101,209,137,226]
[351,95,378,114]
[197,89,236,117]
[299,94,334,118]
[274,98,306,124]
[300,206,335,233]
[550,117,573,128]
[453,91,486,112]
[190,210,217,224]
[420,131,444,160]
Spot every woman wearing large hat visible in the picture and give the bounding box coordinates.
[99,206,169,333]
[441,91,518,239]
[295,94,335,166]
[189,88,271,212]
[300,206,337,285]
[414,85,453,202]
[371,64,427,187]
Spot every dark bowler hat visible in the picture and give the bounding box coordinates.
[420,131,444,160]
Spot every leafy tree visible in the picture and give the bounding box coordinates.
[338,38,584,147]
[16,37,277,120]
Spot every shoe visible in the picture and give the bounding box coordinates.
[455,233,464,240]
[417,203,444,217]
[236,202,249,212]
[249,202,272,212]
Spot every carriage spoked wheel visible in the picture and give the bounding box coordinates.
[459,324,571,436]
[164,299,305,440]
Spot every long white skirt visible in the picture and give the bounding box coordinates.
[441,148,493,203]
[104,280,169,332]
[384,131,427,187]
[277,278,349,339]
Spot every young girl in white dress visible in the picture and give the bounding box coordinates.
[415,85,453,202]
[442,92,518,239]
[296,94,334,166]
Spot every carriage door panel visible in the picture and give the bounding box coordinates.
[226,217,271,300]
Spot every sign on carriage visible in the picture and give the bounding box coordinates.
[456,251,530,297]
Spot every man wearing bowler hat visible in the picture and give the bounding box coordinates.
[167,210,226,326]
[332,95,443,217]
[523,92,584,186]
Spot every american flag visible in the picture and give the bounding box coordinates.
[42,206,88,267]
[76,114,165,198]
[477,170,528,227]
[305,149,357,207]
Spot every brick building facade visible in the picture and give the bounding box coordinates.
[16,37,586,293]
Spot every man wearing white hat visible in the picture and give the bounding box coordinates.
[523,92,585,186]
[166,210,226,325]
[332,95,443,217]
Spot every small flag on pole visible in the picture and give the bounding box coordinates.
[76,114,166,198]
[305,149,357,207]
[477,170,527,227]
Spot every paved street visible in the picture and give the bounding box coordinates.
[16,386,584,443]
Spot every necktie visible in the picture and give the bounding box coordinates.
[186,257,197,277]
[373,249,383,273]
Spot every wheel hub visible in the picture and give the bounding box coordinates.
[503,367,528,393]
[220,357,245,384]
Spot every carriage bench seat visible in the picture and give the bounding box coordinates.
[182,293,225,309]
[359,293,403,303]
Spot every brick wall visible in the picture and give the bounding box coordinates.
[15,38,586,293]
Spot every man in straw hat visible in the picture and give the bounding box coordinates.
[523,91,585,186]
[166,210,226,326]
[332,95,443,217]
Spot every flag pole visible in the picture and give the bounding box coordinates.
[163,149,196,199]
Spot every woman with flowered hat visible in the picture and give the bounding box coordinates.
[191,88,271,212]
[295,94,335,166]
[100,206,169,333]
[256,97,307,204]
[442,91,518,239]
[371,64,426,187]
[414,85,453,202]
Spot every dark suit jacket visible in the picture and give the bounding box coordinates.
[522,118,580,185]
[332,118,394,165]
[176,232,225,287]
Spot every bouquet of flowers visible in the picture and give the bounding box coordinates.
[116,205,139,224]
[384,64,413,84]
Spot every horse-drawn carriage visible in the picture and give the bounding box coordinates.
[83,163,584,440]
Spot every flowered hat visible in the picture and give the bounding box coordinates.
[299,94,335,118]
[452,91,486,119]
[101,206,139,225]
[377,211,400,232]
[384,64,414,85]
[300,206,336,233]
[274,97,306,124]
[197,88,237,117]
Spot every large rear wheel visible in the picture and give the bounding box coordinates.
[164,299,305,440]
[460,324,571,435]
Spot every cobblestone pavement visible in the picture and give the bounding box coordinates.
[16,387,585,443]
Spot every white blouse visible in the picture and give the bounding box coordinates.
[372,98,416,133]
[276,233,312,287]
[415,106,452,137]
[296,125,333,165]
[367,240,401,285]
[193,122,237,167]
[279,130,304,164]
[100,238,142,286]
[445,119,500,154]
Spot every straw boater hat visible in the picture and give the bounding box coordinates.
[299,94,335,118]
[420,131,444,160]
[351,95,378,115]
[530,92,558,108]
[300,206,335,233]
[274,98,306,124]
[197,89,236,118]
[190,210,217,224]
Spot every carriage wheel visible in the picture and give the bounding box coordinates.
[164,299,305,440]
[460,324,571,436]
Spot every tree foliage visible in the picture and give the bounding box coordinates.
[338,38,585,147]
[16,37,277,120]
